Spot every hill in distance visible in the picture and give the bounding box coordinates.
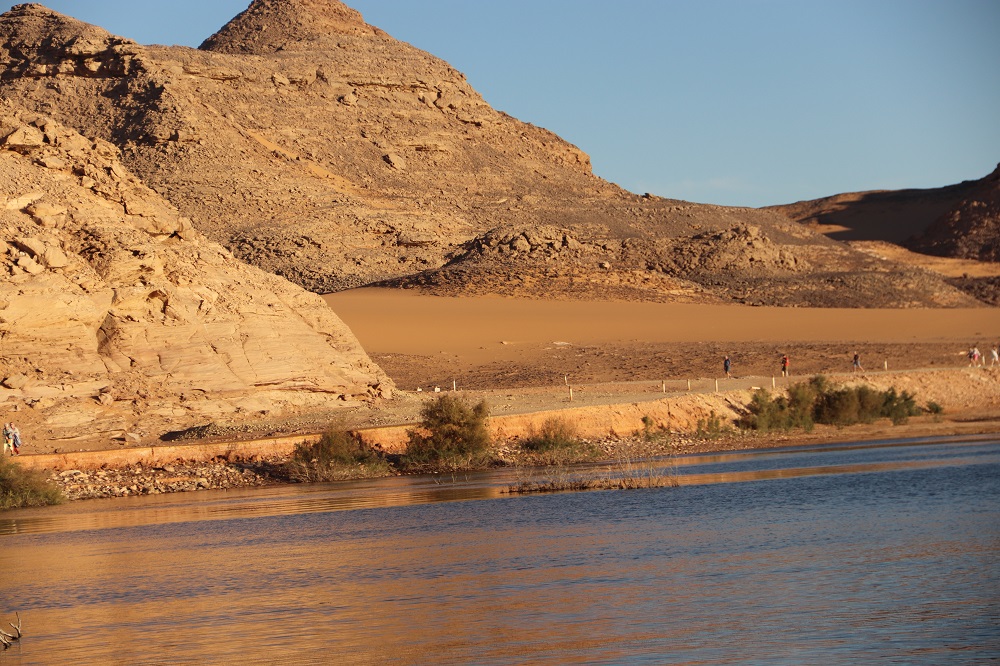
[0,0,984,308]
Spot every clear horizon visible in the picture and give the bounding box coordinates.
[22,0,1000,208]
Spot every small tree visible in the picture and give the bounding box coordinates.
[404,395,491,467]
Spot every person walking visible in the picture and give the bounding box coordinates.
[781,354,789,378]
[991,347,999,368]
[724,355,732,379]
[3,423,17,456]
[852,352,863,373]
[9,423,20,455]
[973,346,982,367]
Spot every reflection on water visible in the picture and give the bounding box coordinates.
[1,436,999,664]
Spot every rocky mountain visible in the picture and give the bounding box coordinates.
[0,98,391,448]
[906,165,1000,263]
[769,164,1000,261]
[0,1,979,308]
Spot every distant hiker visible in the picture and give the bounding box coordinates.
[973,347,982,367]
[724,355,732,378]
[3,423,18,456]
[852,352,863,373]
[9,423,20,455]
[992,347,999,367]
[968,347,976,367]
[781,354,789,377]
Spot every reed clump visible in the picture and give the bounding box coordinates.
[505,441,677,494]
[0,456,63,510]
[519,416,599,465]
[286,424,390,482]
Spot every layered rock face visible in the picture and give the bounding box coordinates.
[0,1,977,307]
[0,99,391,448]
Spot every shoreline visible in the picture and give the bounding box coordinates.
[7,366,1000,505]
[26,410,1000,503]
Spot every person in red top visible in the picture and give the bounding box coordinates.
[781,354,789,377]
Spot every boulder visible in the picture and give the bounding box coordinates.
[2,125,44,150]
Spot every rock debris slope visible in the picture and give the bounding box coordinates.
[0,99,391,448]
[0,1,978,307]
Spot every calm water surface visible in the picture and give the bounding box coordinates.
[1,436,998,664]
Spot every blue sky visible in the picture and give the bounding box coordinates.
[27,0,1000,207]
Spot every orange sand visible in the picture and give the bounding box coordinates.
[325,289,1000,362]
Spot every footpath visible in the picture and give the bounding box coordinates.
[11,367,1000,474]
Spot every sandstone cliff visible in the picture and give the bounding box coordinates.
[0,1,978,307]
[0,99,392,449]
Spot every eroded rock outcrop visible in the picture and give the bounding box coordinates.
[0,99,392,448]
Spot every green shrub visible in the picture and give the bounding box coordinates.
[739,387,813,432]
[522,417,580,452]
[925,401,944,415]
[815,387,863,425]
[638,414,670,443]
[404,395,491,468]
[786,379,821,430]
[286,425,389,482]
[881,388,919,425]
[739,376,922,432]
[696,410,728,438]
[0,457,63,511]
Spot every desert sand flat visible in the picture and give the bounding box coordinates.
[325,289,1000,390]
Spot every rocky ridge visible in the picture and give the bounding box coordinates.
[0,98,392,450]
[770,164,1000,261]
[0,1,979,307]
[907,164,1000,262]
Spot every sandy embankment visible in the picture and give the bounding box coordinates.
[17,366,1000,475]
[13,290,1000,473]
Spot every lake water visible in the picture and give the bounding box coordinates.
[1,436,998,664]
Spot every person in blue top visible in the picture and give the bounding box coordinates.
[723,355,732,378]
